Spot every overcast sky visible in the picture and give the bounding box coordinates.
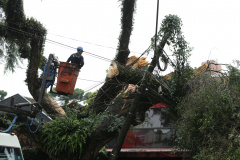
[1,0,240,99]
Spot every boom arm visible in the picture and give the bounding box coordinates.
[0,54,59,118]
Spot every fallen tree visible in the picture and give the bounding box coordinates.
[0,0,191,159]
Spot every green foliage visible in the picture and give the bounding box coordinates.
[5,0,25,26]
[107,116,124,132]
[0,0,7,9]
[61,101,83,118]
[159,14,182,45]
[150,15,194,118]
[176,73,240,160]
[68,88,84,101]
[22,147,51,160]
[49,88,85,105]
[160,15,192,75]
[84,90,97,107]
[41,110,124,160]
[150,14,184,51]
[227,60,240,89]
[25,17,46,38]
[97,146,108,160]
[0,37,24,73]
[49,88,97,107]
[169,65,194,103]
[115,0,136,64]
[0,0,46,73]
[41,116,98,160]
[145,14,181,56]
[0,112,11,127]
[4,42,22,73]
[0,89,7,100]
[148,15,192,88]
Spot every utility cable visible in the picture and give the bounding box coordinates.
[1,61,105,83]
[0,115,18,133]
[3,19,151,56]
[89,70,145,109]
[26,109,42,134]
[0,24,112,62]
[2,15,177,69]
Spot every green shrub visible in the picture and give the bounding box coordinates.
[41,116,98,160]
[176,74,240,160]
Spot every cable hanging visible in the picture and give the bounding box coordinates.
[26,109,42,134]
[0,115,18,133]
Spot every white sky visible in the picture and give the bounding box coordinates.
[1,0,240,98]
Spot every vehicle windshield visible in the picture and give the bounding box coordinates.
[0,146,23,160]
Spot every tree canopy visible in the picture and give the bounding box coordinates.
[0,0,192,159]
[0,90,7,100]
[176,63,240,160]
[49,88,88,105]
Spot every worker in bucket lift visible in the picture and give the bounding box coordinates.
[67,46,84,69]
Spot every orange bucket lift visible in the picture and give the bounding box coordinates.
[55,62,79,95]
[40,54,80,96]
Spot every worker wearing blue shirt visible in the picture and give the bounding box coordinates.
[67,46,84,69]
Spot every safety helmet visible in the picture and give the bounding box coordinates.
[77,46,83,51]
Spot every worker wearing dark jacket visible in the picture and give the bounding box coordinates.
[67,46,84,69]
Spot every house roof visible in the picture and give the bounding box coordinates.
[150,103,167,108]
[0,94,52,122]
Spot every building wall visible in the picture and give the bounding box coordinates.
[201,60,222,73]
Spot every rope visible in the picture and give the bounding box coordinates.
[0,115,18,133]
[26,109,43,134]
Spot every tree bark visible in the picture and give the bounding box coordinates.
[92,0,136,114]
[92,79,123,114]
[116,0,136,65]
[109,68,150,160]
[27,38,65,118]
[109,11,175,158]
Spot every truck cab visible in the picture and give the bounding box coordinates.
[0,132,24,160]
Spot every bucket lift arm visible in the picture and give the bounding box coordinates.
[0,54,61,133]
[38,54,59,103]
[0,54,58,119]
[0,101,37,118]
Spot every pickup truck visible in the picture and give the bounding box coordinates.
[0,132,24,160]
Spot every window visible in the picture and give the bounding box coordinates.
[0,146,23,160]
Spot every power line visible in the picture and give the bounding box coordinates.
[47,32,153,56]
[0,23,163,83]
[48,33,117,50]
[5,19,151,55]
[1,15,177,71]
[0,24,113,62]
[45,38,112,62]
[2,20,177,74]
[78,78,104,83]
[83,81,105,93]
[0,62,106,85]
[2,25,163,85]
[2,19,149,56]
